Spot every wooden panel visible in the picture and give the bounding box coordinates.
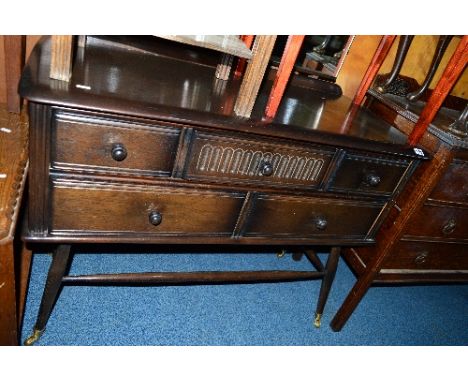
[49,35,73,81]
[186,130,334,189]
[3,36,24,112]
[51,111,180,177]
[234,35,277,118]
[328,152,409,196]
[429,159,468,205]
[404,203,468,241]
[243,194,383,238]
[380,240,468,271]
[50,180,246,236]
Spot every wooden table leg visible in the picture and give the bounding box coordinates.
[49,35,74,81]
[17,240,32,329]
[24,244,72,345]
[314,246,340,328]
[234,35,277,118]
[264,35,305,119]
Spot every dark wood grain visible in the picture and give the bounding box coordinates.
[20,36,429,340]
[3,36,25,113]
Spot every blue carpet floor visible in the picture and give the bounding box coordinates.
[21,250,468,346]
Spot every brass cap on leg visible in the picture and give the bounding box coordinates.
[24,328,45,346]
[314,313,322,328]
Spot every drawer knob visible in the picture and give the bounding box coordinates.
[260,162,274,176]
[364,173,381,187]
[442,218,456,235]
[149,211,162,226]
[314,216,328,230]
[111,143,128,161]
[414,251,428,265]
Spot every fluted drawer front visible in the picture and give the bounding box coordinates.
[429,160,468,205]
[51,111,180,177]
[186,131,334,188]
[243,194,383,239]
[381,241,468,270]
[329,153,410,196]
[49,179,245,236]
[404,204,468,241]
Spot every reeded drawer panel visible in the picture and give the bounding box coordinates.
[51,111,180,177]
[429,160,468,205]
[49,180,245,236]
[186,131,335,188]
[242,194,383,239]
[328,153,410,196]
[381,241,468,271]
[404,204,468,241]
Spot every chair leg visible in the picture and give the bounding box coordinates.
[24,244,72,345]
[314,246,340,328]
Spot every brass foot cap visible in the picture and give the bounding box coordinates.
[24,328,44,346]
[314,313,322,328]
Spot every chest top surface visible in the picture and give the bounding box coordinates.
[19,36,427,161]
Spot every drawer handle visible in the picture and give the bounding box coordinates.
[414,251,428,265]
[149,211,162,226]
[314,216,328,230]
[111,143,128,161]
[260,162,274,176]
[364,172,381,187]
[442,218,456,235]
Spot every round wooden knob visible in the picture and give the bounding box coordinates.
[365,173,381,187]
[442,218,456,235]
[261,162,274,176]
[149,211,162,226]
[111,143,127,161]
[314,216,328,230]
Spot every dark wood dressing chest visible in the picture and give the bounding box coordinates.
[19,36,428,344]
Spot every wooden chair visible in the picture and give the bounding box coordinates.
[0,36,32,345]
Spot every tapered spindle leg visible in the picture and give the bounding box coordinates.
[24,245,72,345]
[304,249,325,272]
[407,35,453,102]
[314,246,340,328]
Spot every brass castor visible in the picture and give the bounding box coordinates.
[276,249,286,258]
[313,313,322,328]
[24,328,44,346]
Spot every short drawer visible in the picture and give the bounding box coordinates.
[186,131,335,189]
[381,241,468,271]
[49,180,245,236]
[404,203,468,241]
[242,194,383,239]
[429,160,468,205]
[51,111,180,177]
[328,153,410,196]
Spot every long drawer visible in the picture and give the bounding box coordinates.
[403,203,468,241]
[242,193,383,239]
[381,241,468,271]
[185,130,335,189]
[49,179,245,236]
[51,111,180,177]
